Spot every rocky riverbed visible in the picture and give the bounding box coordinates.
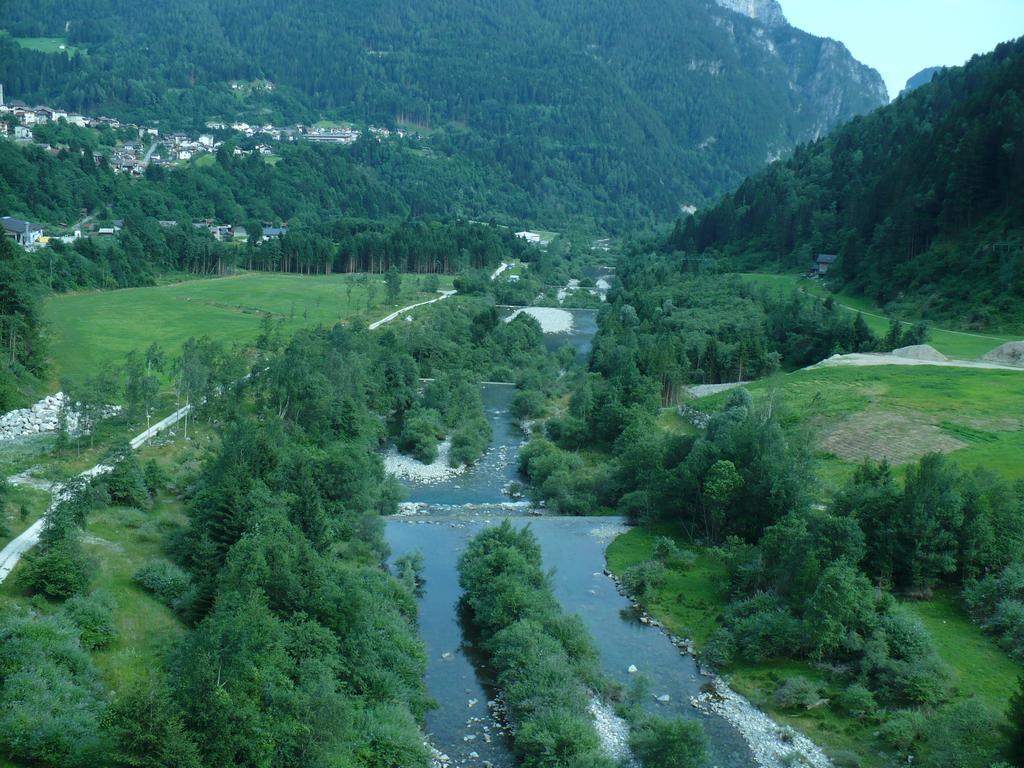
[606,570,832,768]
[383,439,468,483]
[692,677,832,768]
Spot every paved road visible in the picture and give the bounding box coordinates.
[0,404,191,584]
[0,271,501,581]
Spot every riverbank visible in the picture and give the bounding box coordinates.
[606,524,1022,768]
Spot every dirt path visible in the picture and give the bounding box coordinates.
[810,352,1024,373]
[367,290,456,330]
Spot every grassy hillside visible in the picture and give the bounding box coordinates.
[696,364,1024,486]
[739,273,1020,359]
[43,272,453,382]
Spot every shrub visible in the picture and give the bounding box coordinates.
[449,416,492,467]
[630,715,708,768]
[64,590,117,650]
[395,551,425,592]
[878,709,925,751]
[652,536,681,563]
[917,698,1002,768]
[0,610,106,767]
[134,559,192,609]
[18,535,91,600]
[831,750,866,768]
[511,389,546,421]
[836,683,877,719]
[398,408,444,464]
[143,459,167,495]
[103,452,152,508]
[770,677,821,711]
[100,682,202,768]
[702,628,736,668]
[459,522,643,768]
[114,508,149,529]
[621,560,667,598]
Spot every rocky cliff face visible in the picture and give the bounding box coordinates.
[714,0,787,27]
[707,0,889,146]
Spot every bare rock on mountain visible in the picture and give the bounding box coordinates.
[714,0,787,27]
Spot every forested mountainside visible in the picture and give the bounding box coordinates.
[671,37,1024,329]
[0,0,887,226]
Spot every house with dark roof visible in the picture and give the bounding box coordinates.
[811,253,838,277]
[2,216,42,247]
[262,226,288,240]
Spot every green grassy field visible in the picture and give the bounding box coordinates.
[43,271,453,383]
[84,498,189,690]
[606,524,725,647]
[904,591,1020,710]
[740,273,1019,359]
[608,525,1021,768]
[12,36,86,56]
[0,485,49,551]
[697,363,1024,485]
[0,436,194,711]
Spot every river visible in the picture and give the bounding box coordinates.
[385,307,756,768]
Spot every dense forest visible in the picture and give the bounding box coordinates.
[5,325,435,767]
[0,0,887,226]
[671,36,1024,329]
[1,283,579,766]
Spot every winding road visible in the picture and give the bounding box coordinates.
[0,283,473,583]
[0,404,192,583]
[0,265,519,582]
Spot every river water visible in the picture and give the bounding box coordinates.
[385,308,755,767]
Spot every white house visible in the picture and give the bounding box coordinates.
[515,231,543,245]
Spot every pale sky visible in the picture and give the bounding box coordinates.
[780,0,1024,99]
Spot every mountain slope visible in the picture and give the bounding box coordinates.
[0,0,886,227]
[671,37,1024,330]
[902,66,944,95]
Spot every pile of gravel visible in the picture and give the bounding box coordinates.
[890,344,947,362]
[983,341,1024,368]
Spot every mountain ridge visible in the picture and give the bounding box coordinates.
[0,0,887,227]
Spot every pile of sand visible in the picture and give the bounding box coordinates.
[983,341,1024,368]
[890,344,948,362]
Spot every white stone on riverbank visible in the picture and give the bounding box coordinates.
[383,439,468,483]
[692,676,832,768]
[505,307,574,334]
[589,697,636,766]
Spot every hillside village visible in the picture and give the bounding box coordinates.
[0,83,410,249]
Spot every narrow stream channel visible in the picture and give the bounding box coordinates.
[385,308,756,767]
